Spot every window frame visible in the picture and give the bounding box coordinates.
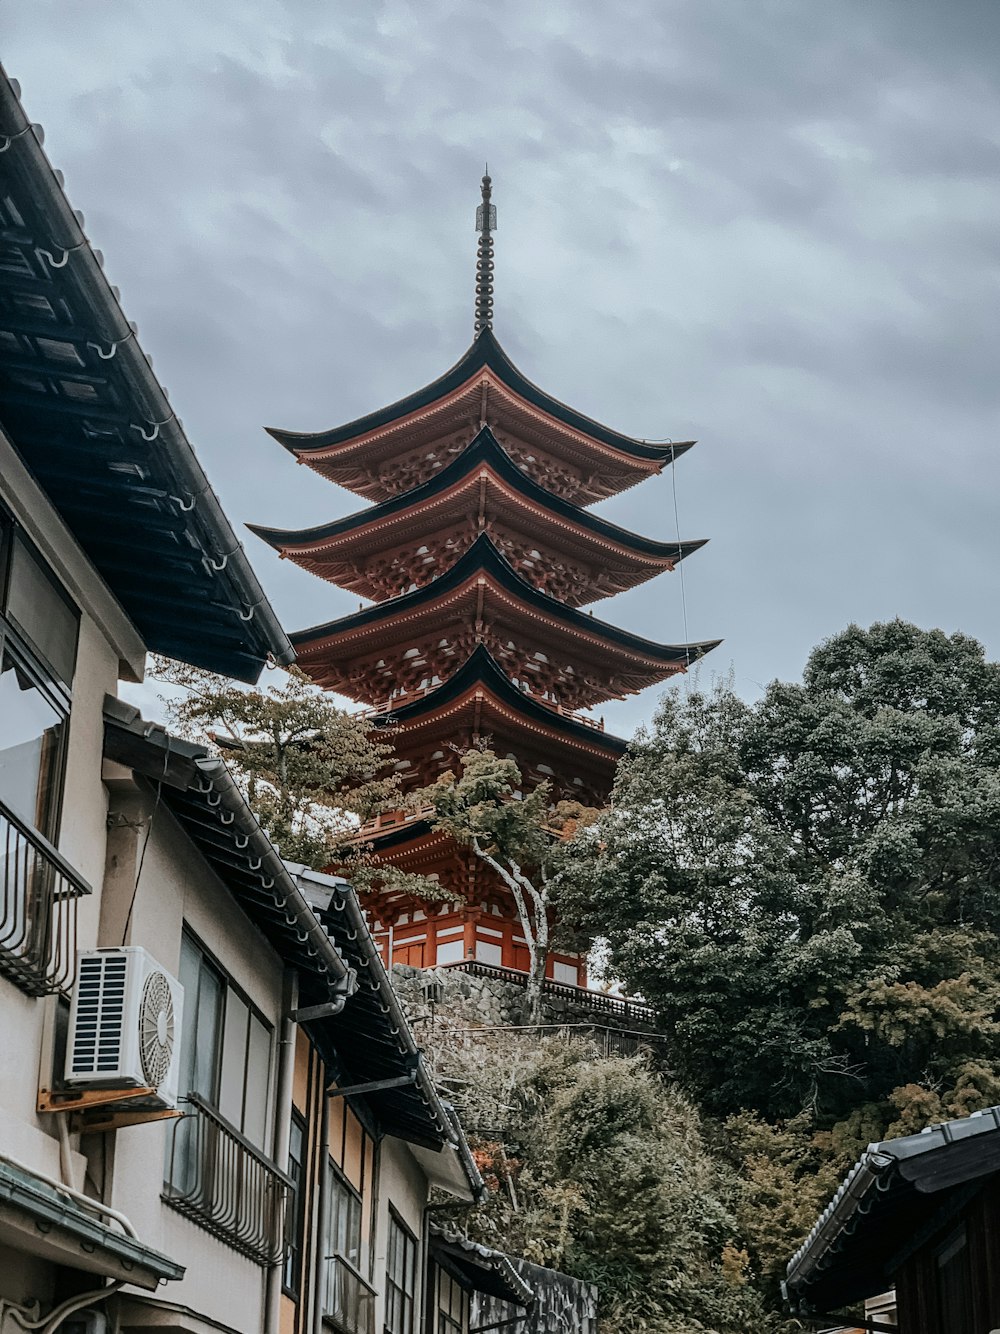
[0,506,78,847]
[384,1208,418,1334]
[174,926,275,1145]
[283,1108,308,1299]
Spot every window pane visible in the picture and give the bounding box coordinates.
[243,1012,271,1147]
[7,535,78,685]
[192,959,223,1100]
[0,646,65,834]
[218,991,249,1128]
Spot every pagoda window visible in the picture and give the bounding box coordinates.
[435,938,464,965]
[534,652,549,662]
[475,939,503,966]
[553,961,580,986]
[403,648,420,659]
[537,764,554,776]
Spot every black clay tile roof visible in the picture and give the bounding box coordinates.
[0,66,292,682]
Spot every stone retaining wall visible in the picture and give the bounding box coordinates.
[391,962,658,1035]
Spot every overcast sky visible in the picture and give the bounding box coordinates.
[7,2,1000,737]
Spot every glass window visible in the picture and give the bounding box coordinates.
[437,1269,466,1334]
[284,1112,306,1295]
[327,1164,363,1270]
[174,932,271,1137]
[6,533,78,685]
[0,516,77,852]
[323,1163,367,1324]
[386,1213,417,1334]
[0,643,67,835]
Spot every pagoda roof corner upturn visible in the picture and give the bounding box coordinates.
[264,327,691,465]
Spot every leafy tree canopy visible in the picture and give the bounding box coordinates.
[426,1026,779,1333]
[416,747,599,1020]
[151,659,446,904]
[571,622,1000,1130]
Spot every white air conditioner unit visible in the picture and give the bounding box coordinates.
[65,947,183,1110]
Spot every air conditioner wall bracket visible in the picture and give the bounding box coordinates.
[37,1085,157,1114]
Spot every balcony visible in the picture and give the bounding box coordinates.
[163,1092,292,1265]
[439,959,655,1023]
[0,795,90,996]
[323,1254,376,1334]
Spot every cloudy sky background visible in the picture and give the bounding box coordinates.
[7,1,1000,736]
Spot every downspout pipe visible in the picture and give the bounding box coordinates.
[311,1079,331,1334]
[328,886,453,1144]
[264,969,298,1334]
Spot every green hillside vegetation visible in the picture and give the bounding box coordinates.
[425,1026,780,1333]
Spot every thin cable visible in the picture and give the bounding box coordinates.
[120,777,163,945]
[119,734,170,946]
[669,445,692,690]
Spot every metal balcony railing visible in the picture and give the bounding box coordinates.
[163,1092,292,1265]
[0,795,90,996]
[323,1254,376,1334]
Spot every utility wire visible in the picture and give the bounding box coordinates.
[669,444,692,691]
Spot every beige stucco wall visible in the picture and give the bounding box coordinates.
[105,795,286,1333]
[0,444,140,1232]
[373,1137,431,1333]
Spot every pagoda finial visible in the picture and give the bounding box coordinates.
[474,169,496,336]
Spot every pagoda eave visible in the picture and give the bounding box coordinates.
[249,428,706,605]
[289,535,717,708]
[266,331,692,506]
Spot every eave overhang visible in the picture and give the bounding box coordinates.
[429,1222,534,1307]
[0,1158,184,1291]
[0,67,293,681]
[265,329,693,504]
[372,644,627,766]
[288,867,487,1184]
[784,1104,1000,1313]
[292,533,718,702]
[101,699,474,1158]
[250,427,704,603]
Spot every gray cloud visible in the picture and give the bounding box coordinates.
[7,0,1000,735]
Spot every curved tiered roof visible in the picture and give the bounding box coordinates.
[266,329,694,506]
[253,176,718,946]
[291,534,718,708]
[250,427,705,605]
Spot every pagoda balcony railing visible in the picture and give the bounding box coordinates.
[353,806,436,841]
[438,959,654,1023]
[0,794,91,997]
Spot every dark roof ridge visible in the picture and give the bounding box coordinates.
[375,644,628,756]
[265,328,689,462]
[292,531,720,668]
[0,65,292,681]
[249,426,706,562]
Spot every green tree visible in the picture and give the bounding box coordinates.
[426,1025,781,1333]
[573,622,1000,1129]
[416,748,597,1021]
[151,659,446,907]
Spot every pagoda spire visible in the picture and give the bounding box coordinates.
[474,169,496,336]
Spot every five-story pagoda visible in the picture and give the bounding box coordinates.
[251,176,717,985]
